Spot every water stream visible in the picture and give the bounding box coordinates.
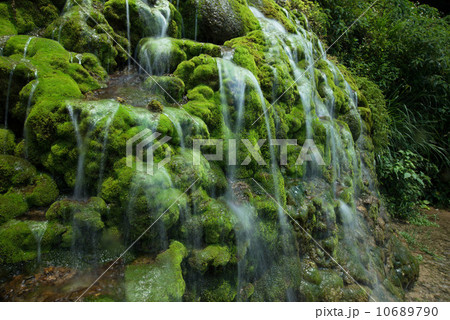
[27,221,49,265]
[24,71,40,158]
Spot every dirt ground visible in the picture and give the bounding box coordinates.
[392,208,449,301]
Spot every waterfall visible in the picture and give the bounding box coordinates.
[126,0,131,70]
[4,65,16,129]
[163,108,185,148]
[76,54,82,65]
[24,71,40,158]
[216,56,297,298]
[97,104,119,194]
[68,102,121,199]
[27,221,48,265]
[138,37,173,75]
[23,37,34,59]
[67,105,86,199]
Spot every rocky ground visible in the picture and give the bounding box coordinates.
[393,208,450,301]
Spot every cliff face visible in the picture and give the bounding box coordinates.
[0,0,418,301]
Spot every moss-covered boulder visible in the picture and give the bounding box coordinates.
[144,75,185,102]
[0,191,28,223]
[179,0,260,44]
[174,54,220,91]
[0,155,59,213]
[0,0,60,36]
[0,2,17,37]
[0,155,36,193]
[390,237,419,290]
[125,241,187,301]
[189,245,231,273]
[44,2,128,70]
[46,197,107,227]
[0,129,16,155]
[0,219,65,264]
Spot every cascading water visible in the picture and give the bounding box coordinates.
[126,0,131,70]
[67,105,86,199]
[67,102,118,199]
[23,37,34,59]
[250,6,390,299]
[27,221,49,265]
[137,1,173,75]
[97,104,119,194]
[24,71,40,158]
[216,55,296,299]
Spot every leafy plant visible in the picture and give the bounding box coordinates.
[377,150,436,219]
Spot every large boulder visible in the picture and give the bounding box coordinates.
[179,0,260,44]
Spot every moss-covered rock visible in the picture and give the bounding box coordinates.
[0,129,16,155]
[174,54,220,91]
[0,191,28,223]
[125,241,187,301]
[0,0,60,36]
[144,75,185,102]
[390,237,419,290]
[44,2,128,70]
[318,270,344,301]
[23,173,59,208]
[0,155,36,193]
[201,279,236,301]
[0,219,65,264]
[178,0,260,44]
[251,257,302,301]
[46,197,107,225]
[0,2,17,37]
[189,245,231,273]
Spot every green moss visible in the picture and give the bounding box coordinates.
[0,191,28,223]
[251,257,302,301]
[189,245,231,273]
[0,220,36,264]
[0,3,17,36]
[0,155,36,192]
[248,0,296,33]
[342,284,370,302]
[0,219,65,264]
[24,174,59,207]
[0,129,16,155]
[46,197,108,224]
[390,237,419,290]
[318,270,344,301]
[125,241,187,301]
[355,77,390,152]
[44,3,128,70]
[144,75,185,102]
[201,279,236,302]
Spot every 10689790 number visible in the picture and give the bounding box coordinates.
[376,307,438,317]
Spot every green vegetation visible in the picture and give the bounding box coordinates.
[317,0,450,215]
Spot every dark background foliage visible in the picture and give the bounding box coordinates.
[316,0,449,217]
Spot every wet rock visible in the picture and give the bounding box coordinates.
[125,241,187,301]
[179,0,260,44]
[146,99,164,113]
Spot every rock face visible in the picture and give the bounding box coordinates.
[179,0,260,44]
[0,0,420,302]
